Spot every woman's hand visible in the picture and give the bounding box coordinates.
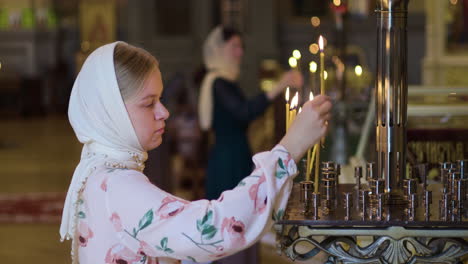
[267,70,303,100]
[279,95,332,162]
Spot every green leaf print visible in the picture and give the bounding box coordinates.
[202,225,217,240]
[181,210,223,254]
[237,180,246,187]
[138,209,154,231]
[196,219,203,232]
[278,158,285,170]
[77,211,86,219]
[187,256,197,262]
[272,208,285,221]
[161,237,168,249]
[156,237,174,255]
[276,171,288,179]
[201,210,213,226]
[276,158,289,179]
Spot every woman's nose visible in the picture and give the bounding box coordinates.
[155,103,170,120]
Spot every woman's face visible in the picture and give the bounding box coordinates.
[125,69,169,151]
[223,35,243,65]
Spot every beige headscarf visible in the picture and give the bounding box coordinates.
[198,26,240,131]
[60,42,148,262]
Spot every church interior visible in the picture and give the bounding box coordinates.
[0,0,467,263]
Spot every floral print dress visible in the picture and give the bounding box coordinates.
[76,145,297,264]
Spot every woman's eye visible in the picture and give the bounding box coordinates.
[146,102,154,108]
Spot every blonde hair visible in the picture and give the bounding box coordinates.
[113,42,159,102]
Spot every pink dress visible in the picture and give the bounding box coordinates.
[76,145,297,264]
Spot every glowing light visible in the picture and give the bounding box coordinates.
[292,50,302,60]
[450,0,458,5]
[288,57,298,68]
[311,16,320,27]
[309,91,314,101]
[298,107,302,113]
[285,87,290,102]
[309,61,317,73]
[324,70,328,80]
[355,65,363,76]
[293,92,299,108]
[333,0,341,6]
[309,43,319,54]
[319,36,325,51]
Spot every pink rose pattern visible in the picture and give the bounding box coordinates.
[100,177,108,191]
[156,196,189,219]
[221,217,246,249]
[105,243,141,264]
[138,241,159,257]
[248,174,268,214]
[77,221,94,247]
[109,212,123,232]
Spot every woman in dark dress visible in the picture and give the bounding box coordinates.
[197,25,302,264]
[199,26,303,200]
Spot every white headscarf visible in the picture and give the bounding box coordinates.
[60,42,148,251]
[198,26,240,131]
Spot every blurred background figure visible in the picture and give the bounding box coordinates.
[197,25,303,264]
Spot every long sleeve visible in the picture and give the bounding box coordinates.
[213,78,269,123]
[104,145,297,263]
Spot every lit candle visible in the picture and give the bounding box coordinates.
[292,92,299,121]
[315,35,326,192]
[285,87,290,131]
[306,91,315,182]
[319,36,325,95]
[288,92,299,129]
[288,96,295,129]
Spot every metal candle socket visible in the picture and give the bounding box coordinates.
[360,190,369,220]
[367,162,376,181]
[459,160,467,179]
[343,192,353,220]
[354,166,363,191]
[424,190,432,221]
[403,179,417,200]
[311,192,320,220]
[408,193,418,221]
[300,181,314,214]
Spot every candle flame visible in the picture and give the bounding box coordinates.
[309,61,317,73]
[298,107,302,113]
[309,91,314,101]
[285,87,290,102]
[292,50,301,60]
[324,70,328,80]
[293,92,299,108]
[288,57,297,68]
[319,36,324,51]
